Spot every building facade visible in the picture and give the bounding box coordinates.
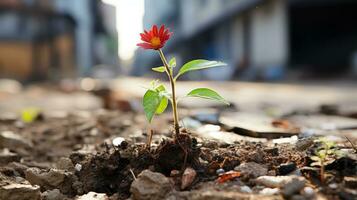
[0,0,118,81]
[134,0,357,80]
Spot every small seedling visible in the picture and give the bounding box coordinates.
[310,137,344,184]
[137,25,229,138]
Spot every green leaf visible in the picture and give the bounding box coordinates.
[186,88,229,105]
[156,97,168,114]
[21,107,41,123]
[152,66,166,73]
[154,84,169,114]
[176,59,227,79]
[143,90,161,122]
[155,84,166,92]
[310,156,321,161]
[169,57,176,68]
[311,161,322,167]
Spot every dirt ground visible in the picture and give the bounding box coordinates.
[0,78,356,200]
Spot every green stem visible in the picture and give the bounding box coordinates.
[158,49,180,137]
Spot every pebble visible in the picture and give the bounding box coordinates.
[42,189,66,200]
[259,188,280,195]
[273,135,298,145]
[0,131,33,150]
[216,168,225,175]
[181,168,197,190]
[112,137,125,147]
[240,186,252,193]
[281,178,306,197]
[344,176,357,188]
[328,183,338,189]
[256,176,305,188]
[75,191,109,200]
[295,137,314,151]
[56,157,75,172]
[75,164,82,172]
[130,170,172,200]
[25,168,75,194]
[0,148,21,165]
[277,162,296,175]
[234,162,268,178]
[170,170,180,177]
[248,149,264,163]
[302,187,315,198]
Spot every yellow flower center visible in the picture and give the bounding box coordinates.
[150,37,161,47]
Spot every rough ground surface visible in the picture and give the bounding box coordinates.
[0,79,356,200]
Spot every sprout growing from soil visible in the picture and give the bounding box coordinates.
[137,25,229,137]
[310,138,344,184]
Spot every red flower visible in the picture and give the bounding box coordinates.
[137,25,172,50]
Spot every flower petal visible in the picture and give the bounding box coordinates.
[137,42,153,49]
[140,33,151,42]
[152,25,158,36]
[159,25,165,37]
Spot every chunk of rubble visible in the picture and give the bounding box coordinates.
[234,162,268,178]
[281,178,306,197]
[130,170,172,200]
[0,131,33,150]
[25,168,75,194]
[0,183,41,200]
[0,148,21,165]
[256,176,306,188]
[41,189,66,200]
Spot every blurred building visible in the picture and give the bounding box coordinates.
[0,0,118,82]
[134,0,357,80]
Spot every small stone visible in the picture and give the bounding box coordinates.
[302,187,315,198]
[25,168,74,193]
[240,185,252,193]
[0,148,21,165]
[281,178,306,197]
[170,170,180,177]
[56,157,75,172]
[7,162,29,176]
[0,131,33,150]
[181,167,197,190]
[130,170,172,200]
[344,176,357,188]
[15,176,27,183]
[295,137,314,151]
[76,191,109,200]
[328,183,338,189]
[112,137,125,147]
[75,164,82,172]
[216,168,225,175]
[234,162,268,178]
[256,176,305,188]
[42,189,66,200]
[277,162,296,175]
[259,188,280,195]
[273,135,298,144]
[0,183,41,200]
[25,168,65,189]
[248,150,264,163]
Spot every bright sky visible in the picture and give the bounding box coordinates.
[102,0,145,61]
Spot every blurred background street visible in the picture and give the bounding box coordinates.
[0,0,356,82]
